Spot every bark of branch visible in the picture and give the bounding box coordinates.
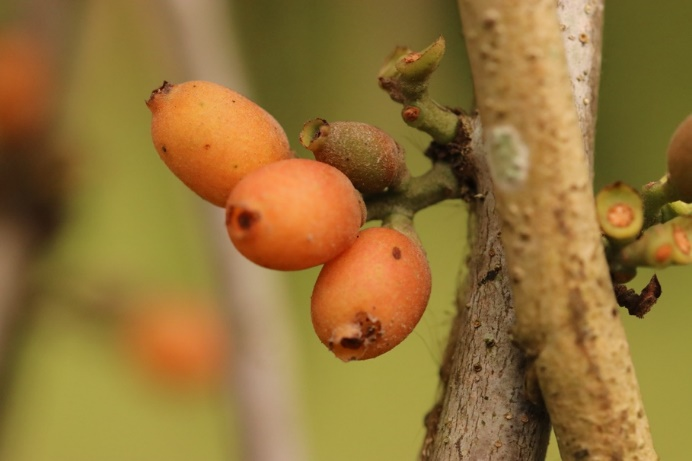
[455,0,657,459]
[421,118,551,460]
[557,0,604,167]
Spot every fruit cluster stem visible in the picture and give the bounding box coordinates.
[365,161,461,222]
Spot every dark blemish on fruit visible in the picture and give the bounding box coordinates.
[226,206,260,231]
[161,145,167,153]
[236,210,258,230]
[353,311,382,346]
[340,337,364,350]
[204,144,211,150]
[392,246,402,259]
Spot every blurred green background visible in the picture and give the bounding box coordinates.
[0,0,690,460]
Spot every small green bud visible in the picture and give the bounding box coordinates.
[666,115,692,202]
[300,118,408,195]
[378,36,446,102]
[668,216,692,264]
[596,181,643,243]
[393,36,446,83]
[661,200,692,222]
[619,216,692,268]
[620,224,673,268]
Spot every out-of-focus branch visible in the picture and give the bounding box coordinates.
[153,1,309,460]
[0,216,36,375]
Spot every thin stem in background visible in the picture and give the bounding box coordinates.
[154,1,310,460]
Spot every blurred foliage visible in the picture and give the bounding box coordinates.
[0,1,689,460]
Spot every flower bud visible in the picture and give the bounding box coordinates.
[300,118,407,195]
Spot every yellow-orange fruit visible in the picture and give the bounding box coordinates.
[311,227,431,361]
[146,80,293,206]
[124,295,229,389]
[226,158,365,270]
[0,28,55,144]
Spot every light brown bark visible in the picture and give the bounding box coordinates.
[421,118,551,460]
[456,0,657,459]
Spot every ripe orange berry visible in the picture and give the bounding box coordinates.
[311,227,431,361]
[226,158,365,270]
[146,81,293,206]
[124,295,229,389]
[0,28,55,145]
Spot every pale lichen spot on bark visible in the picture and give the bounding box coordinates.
[487,125,530,191]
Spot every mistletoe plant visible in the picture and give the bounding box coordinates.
[145,1,690,458]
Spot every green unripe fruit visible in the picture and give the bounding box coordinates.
[666,115,692,202]
[299,119,408,195]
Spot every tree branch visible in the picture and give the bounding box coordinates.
[557,0,604,168]
[155,1,310,459]
[456,1,657,459]
[421,117,551,460]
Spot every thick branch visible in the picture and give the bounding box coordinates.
[457,1,657,459]
[421,118,550,460]
[557,0,604,167]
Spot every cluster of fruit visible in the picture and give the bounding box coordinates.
[146,80,432,361]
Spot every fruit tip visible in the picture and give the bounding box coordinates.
[146,80,173,109]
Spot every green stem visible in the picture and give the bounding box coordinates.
[378,37,461,144]
[365,161,461,221]
[641,176,678,229]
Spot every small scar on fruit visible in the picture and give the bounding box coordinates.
[355,312,382,344]
[227,207,260,230]
[161,145,167,153]
[204,144,211,150]
[340,337,364,350]
[392,246,402,259]
[236,211,258,230]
